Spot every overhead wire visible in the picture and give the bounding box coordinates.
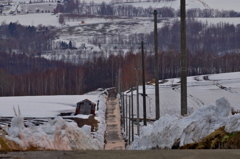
[169,0,174,9]
[153,0,161,10]
[141,0,172,45]
[159,0,170,9]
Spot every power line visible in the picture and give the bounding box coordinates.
[153,0,161,9]
[161,0,170,9]
[169,0,174,8]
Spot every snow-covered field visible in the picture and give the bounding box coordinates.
[0,95,99,118]
[0,13,60,26]
[116,0,240,12]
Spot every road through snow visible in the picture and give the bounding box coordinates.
[105,90,125,150]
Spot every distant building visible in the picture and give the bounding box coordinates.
[75,99,96,115]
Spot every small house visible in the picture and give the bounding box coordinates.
[75,99,96,115]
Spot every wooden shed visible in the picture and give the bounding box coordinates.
[75,99,96,115]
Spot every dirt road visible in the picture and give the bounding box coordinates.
[104,89,125,150]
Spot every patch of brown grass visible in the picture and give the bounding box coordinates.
[180,127,227,149]
[180,127,240,149]
[0,135,23,152]
[225,132,240,149]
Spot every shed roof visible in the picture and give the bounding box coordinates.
[77,99,96,106]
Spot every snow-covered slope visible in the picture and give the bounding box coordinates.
[117,0,240,12]
[0,13,59,26]
[197,0,240,12]
[0,95,99,118]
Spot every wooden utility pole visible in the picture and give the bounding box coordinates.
[131,89,134,142]
[154,10,160,120]
[134,66,140,136]
[122,92,125,132]
[128,95,131,144]
[141,41,147,126]
[111,60,114,87]
[125,94,128,138]
[118,68,121,94]
[180,0,188,116]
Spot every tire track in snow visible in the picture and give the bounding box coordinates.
[204,75,240,95]
[213,81,239,94]
[172,86,204,107]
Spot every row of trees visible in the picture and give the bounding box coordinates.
[0,51,122,96]
[87,19,240,55]
[1,48,240,96]
[54,0,240,18]
[154,19,240,53]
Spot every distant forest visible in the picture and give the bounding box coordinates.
[1,48,240,96]
[54,0,240,18]
[1,0,240,96]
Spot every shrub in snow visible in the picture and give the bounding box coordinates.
[130,97,235,150]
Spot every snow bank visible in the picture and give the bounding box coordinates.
[6,115,101,150]
[93,94,107,149]
[225,114,240,133]
[130,97,239,150]
[0,91,106,150]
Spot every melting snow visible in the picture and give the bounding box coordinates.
[6,115,101,150]
[130,97,240,149]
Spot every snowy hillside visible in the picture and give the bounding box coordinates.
[0,13,59,26]
[191,0,240,12]
[126,72,240,120]
[115,0,240,12]
[1,0,240,63]
[0,95,99,117]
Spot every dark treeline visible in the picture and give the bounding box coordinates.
[0,52,65,75]
[87,19,240,56]
[154,19,240,53]
[0,22,55,56]
[1,49,240,96]
[0,51,122,96]
[110,19,240,54]
[54,0,240,18]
